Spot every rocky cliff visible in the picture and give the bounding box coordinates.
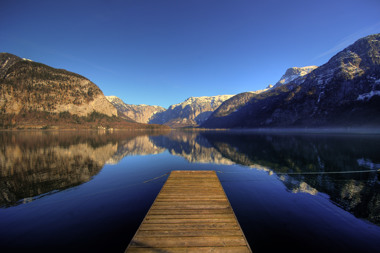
[274,66,318,87]
[106,96,165,123]
[202,33,380,128]
[107,94,243,128]
[150,95,234,127]
[0,53,117,117]
[203,66,316,125]
[0,53,170,130]
[206,85,273,122]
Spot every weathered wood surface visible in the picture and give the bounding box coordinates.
[125,170,252,253]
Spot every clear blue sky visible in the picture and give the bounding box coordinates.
[1,0,379,108]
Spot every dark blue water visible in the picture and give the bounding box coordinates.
[0,130,380,252]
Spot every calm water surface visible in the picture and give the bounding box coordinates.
[0,130,380,253]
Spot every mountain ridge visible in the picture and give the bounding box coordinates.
[149,94,234,127]
[0,53,116,117]
[107,94,236,128]
[202,33,380,128]
[106,95,165,123]
[274,66,318,87]
[2,33,379,130]
[0,53,169,130]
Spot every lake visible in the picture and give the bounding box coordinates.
[0,130,380,253]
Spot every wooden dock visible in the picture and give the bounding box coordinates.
[125,170,252,252]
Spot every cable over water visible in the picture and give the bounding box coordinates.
[216,169,379,175]
[143,172,170,183]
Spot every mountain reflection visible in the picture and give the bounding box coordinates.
[150,131,234,164]
[1,130,379,226]
[106,135,166,164]
[0,130,167,207]
[201,132,380,225]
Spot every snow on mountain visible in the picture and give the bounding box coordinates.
[150,94,234,127]
[169,95,234,109]
[106,96,165,123]
[107,94,235,127]
[357,90,380,101]
[248,84,273,94]
[274,66,318,87]
[202,33,380,129]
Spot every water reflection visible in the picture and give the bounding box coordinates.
[0,130,166,207]
[150,131,234,164]
[106,135,166,164]
[201,132,380,225]
[1,130,379,226]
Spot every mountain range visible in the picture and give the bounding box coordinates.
[202,33,380,128]
[1,33,379,129]
[106,94,237,127]
[106,95,165,123]
[0,53,168,130]
[104,65,319,128]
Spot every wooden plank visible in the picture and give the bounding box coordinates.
[143,218,236,224]
[135,229,243,237]
[154,201,229,205]
[145,213,235,219]
[148,209,233,215]
[127,246,250,253]
[137,223,240,231]
[125,170,252,253]
[129,236,248,247]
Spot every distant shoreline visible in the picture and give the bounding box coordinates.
[178,127,380,135]
[1,126,379,135]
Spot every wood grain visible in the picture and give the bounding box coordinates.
[125,170,251,253]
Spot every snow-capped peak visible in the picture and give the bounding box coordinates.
[170,95,234,109]
[248,84,274,94]
[274,66,318,87]
[106,95,122,104]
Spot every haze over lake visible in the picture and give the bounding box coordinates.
[1,130,379,253]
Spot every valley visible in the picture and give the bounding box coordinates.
[1,33,379,130]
